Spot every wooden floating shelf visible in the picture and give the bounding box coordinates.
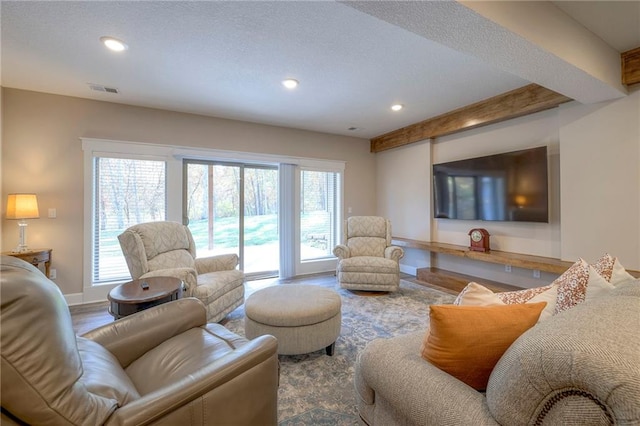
[393,237,640,280]
[392,238,573,274]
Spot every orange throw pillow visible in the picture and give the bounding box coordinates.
[421,302,546,391]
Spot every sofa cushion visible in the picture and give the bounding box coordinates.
[337,256,399,274]
[125,323,248,395]
[421,302,546,391]
[77,337,140,406]
[346,237,387,258]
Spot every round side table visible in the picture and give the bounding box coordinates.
[108,276,183,320]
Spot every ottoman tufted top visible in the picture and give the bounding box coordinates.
[245,284,341,327]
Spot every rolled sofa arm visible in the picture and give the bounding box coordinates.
[356,331,499,425]
[81,298,207,368]
[384,245,404,262]
[486,285,640,425]
[332,244,350,259]
[195,253,239,274]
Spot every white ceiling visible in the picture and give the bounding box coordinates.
[1,1,638,139]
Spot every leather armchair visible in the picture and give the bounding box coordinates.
[118,221,244,322]
[333,216,404,292]
[1,255,278,426]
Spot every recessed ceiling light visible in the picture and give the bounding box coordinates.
[391,104,404,112]
[282,79,299,89]
[100,36,128,52]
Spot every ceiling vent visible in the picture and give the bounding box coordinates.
[88,83,119,94]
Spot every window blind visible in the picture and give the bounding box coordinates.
[93,157,167,283]
[300,170,339,261]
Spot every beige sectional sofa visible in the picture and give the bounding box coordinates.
[355,278,640,425]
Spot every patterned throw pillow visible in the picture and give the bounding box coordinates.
[553,258,614,314]
[552,259,590,314]
[591,253,636,285]
[454,256,616,318]
[496,283,554,304]
[591,253,615,282]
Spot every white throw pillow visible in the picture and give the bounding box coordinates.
[454,282,504,306]
[454,281,556,323]
[527,284,558,322]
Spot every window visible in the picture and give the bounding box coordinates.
[83,138,344,297]
[300,170,340,261]
[184,160,279,278]
[92,157,166,283]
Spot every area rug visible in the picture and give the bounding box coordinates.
[222,279,456,425]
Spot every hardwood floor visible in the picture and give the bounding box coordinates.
[69,272,455,334]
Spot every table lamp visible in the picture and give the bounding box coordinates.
[6,193,40,252]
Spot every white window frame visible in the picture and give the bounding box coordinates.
[82,139,183,302]
[295,166,343,276]
[82,138,344,302]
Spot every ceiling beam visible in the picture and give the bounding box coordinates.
[370,84,572,153]
[622,47,640,86]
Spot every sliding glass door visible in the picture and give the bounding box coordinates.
[184,160,278,278]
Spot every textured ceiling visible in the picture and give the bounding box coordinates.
[1,1,638,139]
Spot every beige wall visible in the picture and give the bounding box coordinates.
[377,89,640,287]
[1,88,376,295]
[559,88,640,267]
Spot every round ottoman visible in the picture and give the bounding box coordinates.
[244,284,342,356]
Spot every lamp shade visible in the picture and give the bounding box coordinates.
[6,194,40,220]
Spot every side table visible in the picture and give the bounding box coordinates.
[108,276,184,319]
[2,248,52,277]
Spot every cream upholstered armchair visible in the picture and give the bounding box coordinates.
[1,255,278,426]
[333,216,404,292]
[118,221,244,322]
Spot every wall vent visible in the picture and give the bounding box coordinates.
[88,83,119,94]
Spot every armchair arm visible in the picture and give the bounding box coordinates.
[81,298,206,368]
[195,253,239,274]
[104,334,278,426]
[384,245,404,262]
[332,244,351,260]
[140,267,197,292]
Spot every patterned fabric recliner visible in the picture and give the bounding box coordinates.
[333,216,404,292]
[118,221,244,322]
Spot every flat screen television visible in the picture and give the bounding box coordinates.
[432,146,549,223]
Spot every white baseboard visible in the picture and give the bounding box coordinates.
[400,264,417,276]
[64,284,116,306]
[64,293,84,306]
